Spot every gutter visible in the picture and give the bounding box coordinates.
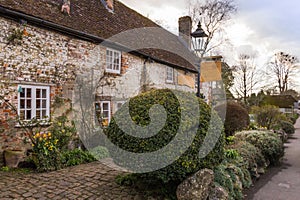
[0,6,197,73]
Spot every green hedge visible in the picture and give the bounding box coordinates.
[235,130,284,165]
[106,89,225,183]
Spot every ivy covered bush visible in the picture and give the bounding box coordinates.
[106,89,225,183]
[235,130,284,165]
[214,101,250,136]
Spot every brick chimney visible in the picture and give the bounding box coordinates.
[179,16,192,48]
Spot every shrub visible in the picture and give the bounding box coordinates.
[61,149,96,167]
[235,130,284,165]
[31,131,62,172]
[280,120,295,135]
[251,105,283,130]
[106,89,225,183]
[48,116,77,151]
[214,101,250,136]
[214,163,246,200]
[227,140,267,178]
[30,116,77,172]
[286,113,299,124]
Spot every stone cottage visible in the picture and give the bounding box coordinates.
[0,0,200,165]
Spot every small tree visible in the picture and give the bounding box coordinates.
[233,54,259,104]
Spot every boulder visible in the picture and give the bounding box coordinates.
[176,169,214,200]
[209,185,229,200]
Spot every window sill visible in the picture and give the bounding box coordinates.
[166,81,174,84]
[15,120,52,128]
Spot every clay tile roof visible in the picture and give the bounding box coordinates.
[0,0,197,72]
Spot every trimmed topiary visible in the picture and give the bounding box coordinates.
[280,120,295,135]
[214,101,250,136]
[105,89,225,183]
[235,130,284,165]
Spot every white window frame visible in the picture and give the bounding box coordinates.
[106,48,121,74]
[166,66,174,83]
[17,85,50,121]
[96,101,111,123]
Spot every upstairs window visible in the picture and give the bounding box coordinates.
[106,48,121,74]
[18,85,50,121]
[166,66,174,83]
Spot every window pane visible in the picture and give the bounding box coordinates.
[20,89,25,97]
[20,99,25,109]
[36,100,41,109]
[103,103,109,111]
[26,100,31,109]
[42,89,47,98]
[103,111,109,118]
[26,88,31,98]
[95,103,101,110]
[42,100,47,108]
[42,110,47,118]
[20,110,25,120]
[36,89,41,98]
[26,110,31,120]
[114,52,118,58]
[36,110,41,120]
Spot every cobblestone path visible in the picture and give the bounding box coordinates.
[0,161,159,200]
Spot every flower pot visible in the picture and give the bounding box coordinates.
[4,150,25,168]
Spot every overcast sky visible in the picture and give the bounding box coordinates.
[119,0,300,91]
